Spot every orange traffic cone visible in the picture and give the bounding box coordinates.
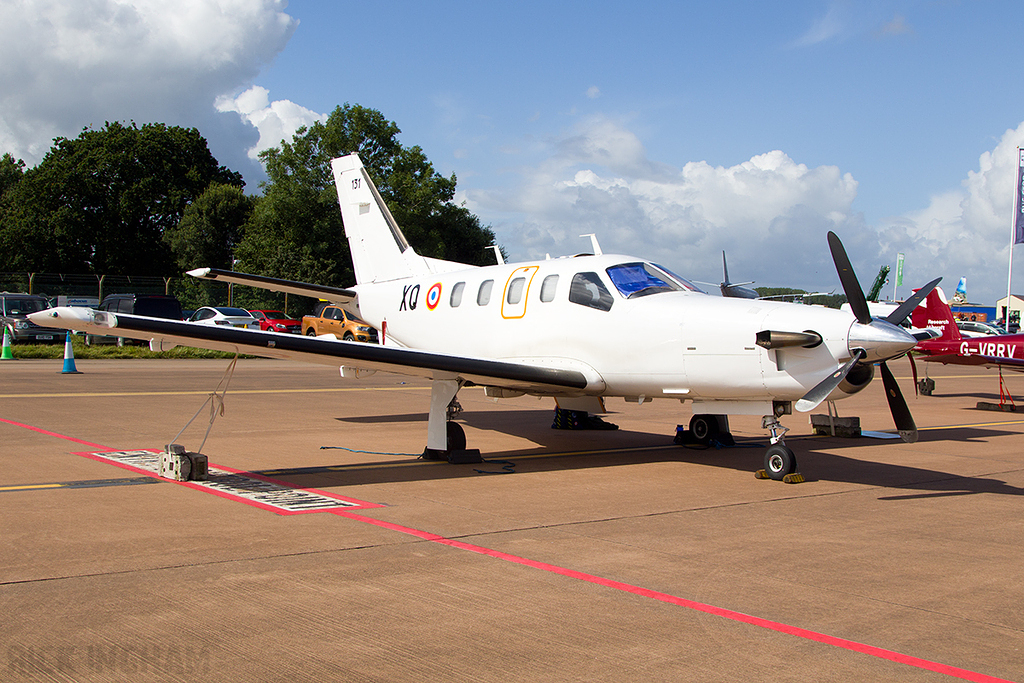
[61,332,81,374]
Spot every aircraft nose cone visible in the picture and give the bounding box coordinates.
[849,320,916,363]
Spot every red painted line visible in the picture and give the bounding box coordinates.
[0,417,116,451]
[334,511,1015,683]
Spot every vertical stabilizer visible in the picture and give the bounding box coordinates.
[332,154,431,284]
[911,286,961,342]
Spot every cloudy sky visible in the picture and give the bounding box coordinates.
[4,0,1024,306]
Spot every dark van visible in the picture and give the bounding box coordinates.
[86,294,183,346]
[1,292,58,343]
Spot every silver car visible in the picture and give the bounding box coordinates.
[188,306,260,330]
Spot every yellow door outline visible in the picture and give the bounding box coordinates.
[501,266,540,319]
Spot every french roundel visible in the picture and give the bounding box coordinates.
[426,283,442,310]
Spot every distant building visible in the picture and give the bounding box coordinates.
[995,294,1024,328]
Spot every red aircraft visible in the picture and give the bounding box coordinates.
[911,286,1024,403]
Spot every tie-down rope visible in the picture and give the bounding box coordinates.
[168,354,239,454]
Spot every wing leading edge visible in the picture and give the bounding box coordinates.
[30,308,591,394]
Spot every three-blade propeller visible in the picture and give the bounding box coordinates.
[795,232,940,442]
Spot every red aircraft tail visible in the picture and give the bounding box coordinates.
[910,286,961,342]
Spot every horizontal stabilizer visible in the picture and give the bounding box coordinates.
[187,268,356,305]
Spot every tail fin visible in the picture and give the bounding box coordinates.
[331,154,433,284]
[910,286,961,342]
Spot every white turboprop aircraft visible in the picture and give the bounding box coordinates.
[31,153,940,480]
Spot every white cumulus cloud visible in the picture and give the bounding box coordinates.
[0,0,296,166]
[216,86,327,159]
[468,114,1024,305]
[878,121,1024,304]
[467,117,861,291]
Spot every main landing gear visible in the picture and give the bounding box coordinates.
[421,378,482,464]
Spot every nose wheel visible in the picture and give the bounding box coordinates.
[763,444,797,480]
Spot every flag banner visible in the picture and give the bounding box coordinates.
[1016,149,1024,244]
[895,253,904,287]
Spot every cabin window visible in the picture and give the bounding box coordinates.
[477,280,494,306]
[540,274,558,302]
[507,277,526,305]
[568,272,614,312]
[450,282,465,307]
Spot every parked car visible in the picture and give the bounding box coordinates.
[302,304,378,342]
[86,293,183,346]
[188,306,260,329]
[248,309,301,334]
[1,292,60,343]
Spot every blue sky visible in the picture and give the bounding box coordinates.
[4,1,1024,307]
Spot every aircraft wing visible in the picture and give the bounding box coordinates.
[30,308,591,393]
[186,268,357,306]
[917,353,1024,371]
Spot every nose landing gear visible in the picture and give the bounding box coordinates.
[756,415,803,483]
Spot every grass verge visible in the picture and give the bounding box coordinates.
[7,337,248,360]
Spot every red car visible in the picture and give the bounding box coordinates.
[248,310,301,334]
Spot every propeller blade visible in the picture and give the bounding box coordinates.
[795,349,866,413]
[827,231,871,325]
[884,277,942,326]
[880,361,917,442]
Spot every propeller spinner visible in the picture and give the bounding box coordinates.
[795,232,940,443]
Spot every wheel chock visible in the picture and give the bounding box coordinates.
[976,401,1017,412]
[754,469,804,483]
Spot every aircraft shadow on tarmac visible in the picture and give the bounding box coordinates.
[262,410,1024,500]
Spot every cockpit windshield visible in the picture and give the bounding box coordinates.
[606,262,703,299]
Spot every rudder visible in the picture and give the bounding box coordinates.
[911,286,961,342]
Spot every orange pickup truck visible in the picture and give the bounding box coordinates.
[301,304,378,343]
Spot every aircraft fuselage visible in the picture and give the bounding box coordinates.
[352,254,862,404]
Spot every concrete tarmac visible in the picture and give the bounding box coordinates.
[1,357,1022,681]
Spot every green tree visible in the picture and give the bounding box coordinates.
[0,153,24,200]
[0,122,242,275]
[165,183,254,271]
[235,104,498,296]
[166,183,256,310]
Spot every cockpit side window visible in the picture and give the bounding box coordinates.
[568,272,614,312]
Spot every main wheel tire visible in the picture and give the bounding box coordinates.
[764,444,797,481]
[306,329,316,336]
[446,422,467,451]
[343,332,355,341]
[689,414,719,444]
